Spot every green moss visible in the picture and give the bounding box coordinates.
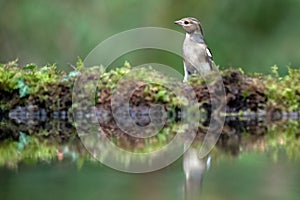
[0,60,70,111]
[265,66,300,111]
[1,60,300,114]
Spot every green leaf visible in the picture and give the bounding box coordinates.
[23,64,37,70]
[17,78,30,97]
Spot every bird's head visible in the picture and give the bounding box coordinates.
[175,17,203,35]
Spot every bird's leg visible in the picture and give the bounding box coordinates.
[183,63,189,82]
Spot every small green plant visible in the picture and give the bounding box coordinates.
[265,66,300,111]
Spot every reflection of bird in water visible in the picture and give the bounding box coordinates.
[183,147,211,200]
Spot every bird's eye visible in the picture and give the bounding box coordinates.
[184,21,189,25]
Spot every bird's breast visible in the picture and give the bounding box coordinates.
[183,39,206,62]
[183,38,211,74]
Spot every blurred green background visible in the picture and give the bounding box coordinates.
[0,0,299,74]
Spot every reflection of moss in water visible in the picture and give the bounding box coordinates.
[0,131,95,169]
[266,120,300,161]
[0,135,56,169]
[204,120,300,162]
[0,120,299,168]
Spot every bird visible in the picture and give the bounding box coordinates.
[175,17,215,82]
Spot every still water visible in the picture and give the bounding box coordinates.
[1,112,300,200]
[0,148,299,200]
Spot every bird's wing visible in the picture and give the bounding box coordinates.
[205,47,215,69]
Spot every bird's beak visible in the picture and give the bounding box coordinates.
[174,20,183,25]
